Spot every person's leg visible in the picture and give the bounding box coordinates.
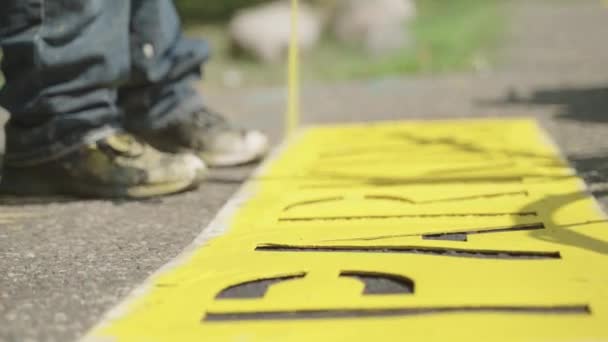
[119,0,209,133]
[0,0,128,165]
[122,0,269,167]
[0,0,205,198]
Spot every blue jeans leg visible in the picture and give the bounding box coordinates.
[0,0,129,166]
[120,0,210,134]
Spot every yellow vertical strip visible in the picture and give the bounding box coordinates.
[286,0,300,137]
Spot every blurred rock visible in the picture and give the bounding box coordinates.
[222,68,244,88]
[332,0,417,55]
[472,53,492,75]
[230,1,322,64]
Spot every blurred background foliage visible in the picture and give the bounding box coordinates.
[176,0,507,87]
[0,0,507,89]
[175,0,272,22]
[175,0,333,22]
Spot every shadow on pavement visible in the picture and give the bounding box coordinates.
[568,153,608,201]
[479,86,608,123]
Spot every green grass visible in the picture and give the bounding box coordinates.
[188,0,508,87]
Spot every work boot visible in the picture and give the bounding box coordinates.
[136,107,269,167]
[0,134,207,198]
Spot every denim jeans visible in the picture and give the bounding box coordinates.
[0,0,209,166]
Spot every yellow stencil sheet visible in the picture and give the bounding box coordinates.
[85,119,608,342]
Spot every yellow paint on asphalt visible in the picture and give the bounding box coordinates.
[0,210,40,225]
[87,119,608,342]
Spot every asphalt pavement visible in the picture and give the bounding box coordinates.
[1,0,608,341]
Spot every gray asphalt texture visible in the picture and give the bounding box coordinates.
[2,1,608,341]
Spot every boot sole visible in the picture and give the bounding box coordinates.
[0,175,203,199]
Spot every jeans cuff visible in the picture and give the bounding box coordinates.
[157,93,206,128]
[126,91,206,133]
